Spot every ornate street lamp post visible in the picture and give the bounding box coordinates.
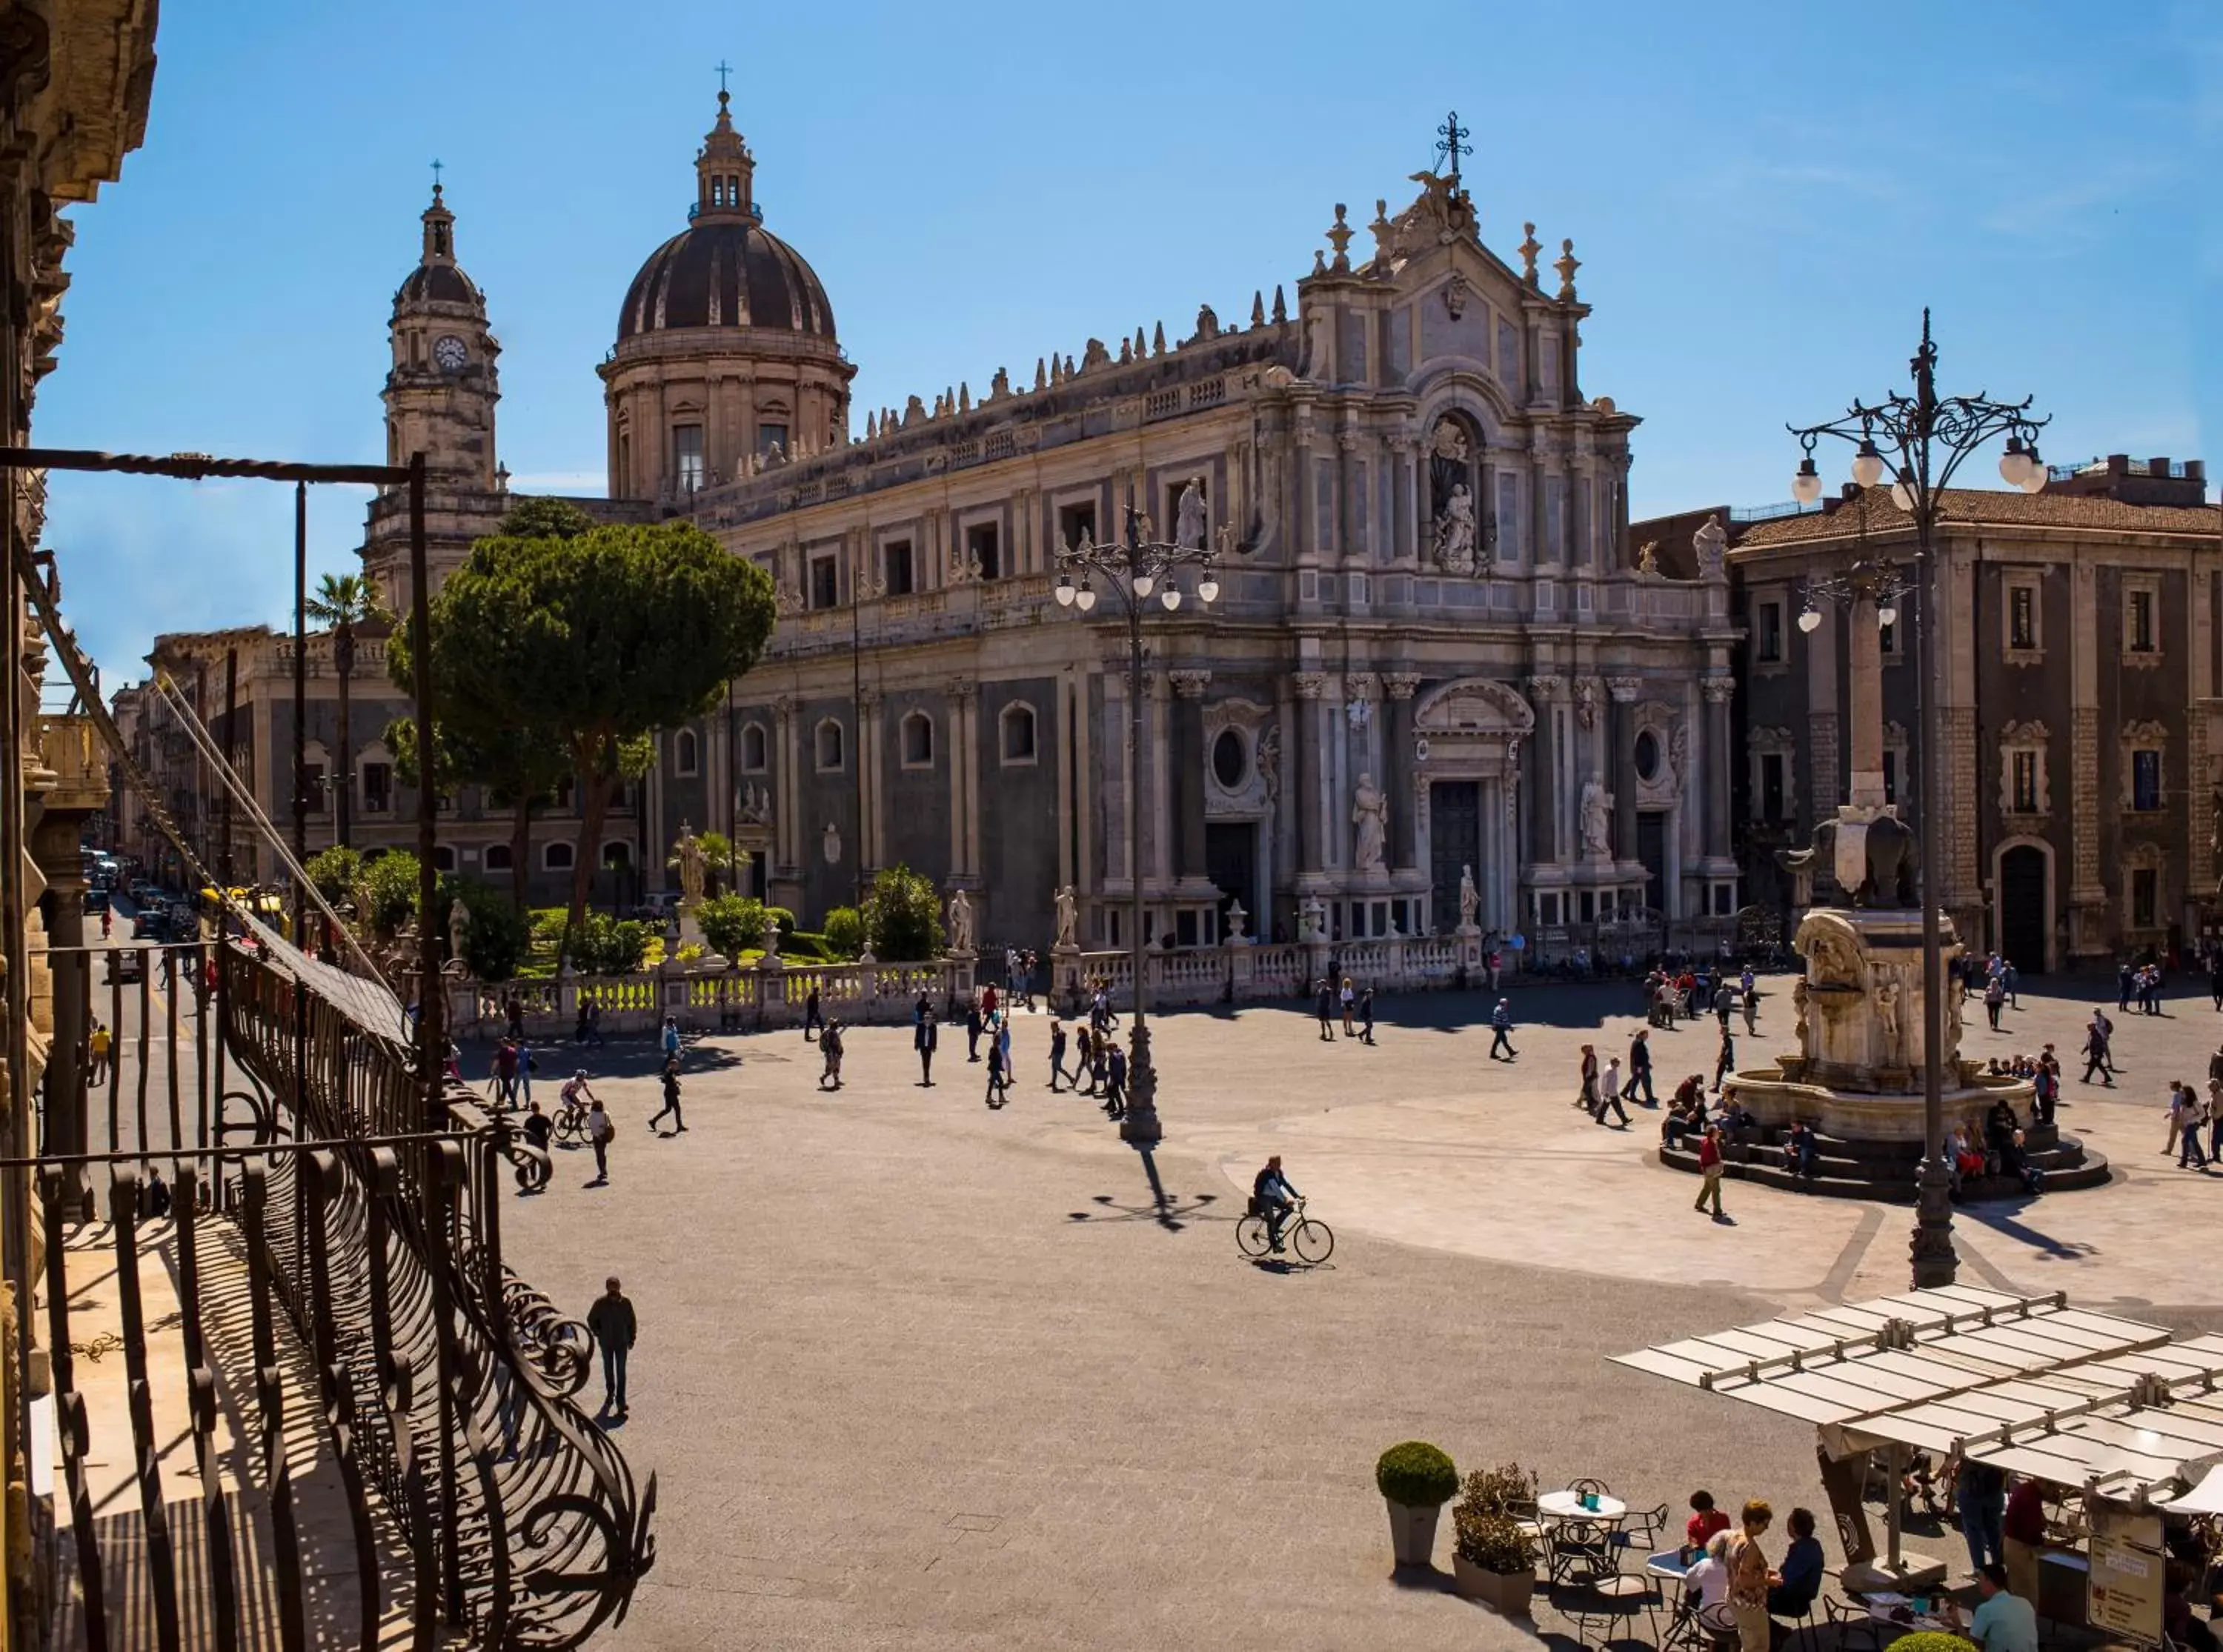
[1052,490,1221,1148]
[1787,310,2047,1288]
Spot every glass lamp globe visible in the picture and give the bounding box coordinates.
[1054,575,1076,607]
[1890,470,1915,512]
[1851,441,1886,489]
[2018,449,2048,494]
[1197,573,1221,604]
[1131,573,1155,599]
[1797,608,1823,634]
[1998,441,2030,486]
[1877,604,1898,628]
[1791,459,1823,504]
[1161,587,1181,610]
[1074,586,1097,612]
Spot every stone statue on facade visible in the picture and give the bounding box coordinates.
[1299,894,1328,942]
[1053,884,1078,949]
[1579,776,1613,859]
[1256,722,1280,805]
[1458,863,1481,930]
[673,822,707,905]
[1875,976,1901,1053]
[1791,976,1810,1047]
[946,888,975,954]
[738,782,772,827]
[1174,478,1208,550]
[1692,513,1727,576]
[1432,484,1478,575]
[447,898,470,974]
[1428,417,1478,574]
[1352,773,1389,873]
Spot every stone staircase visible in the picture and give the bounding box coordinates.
[1660,1120,2110,1202]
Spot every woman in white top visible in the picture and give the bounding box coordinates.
[1681,1531,1732,1613]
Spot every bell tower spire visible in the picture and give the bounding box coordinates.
[422,161,456,262]
[694,79,756,222]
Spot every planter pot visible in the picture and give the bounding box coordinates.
[1384,1499,1441,1568]
[1453,1555,1535,1616]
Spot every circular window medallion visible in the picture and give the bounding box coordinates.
[1635,730,1661,782]
[1212,729,1248,790]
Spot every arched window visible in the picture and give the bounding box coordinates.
[741,722,768,773]
[1000,702,1037,766]
[815,718,845,773]
[602,842,631,868]
[543,841,575,871]
[674,727,700,776]
[483,843,514,872]
[901,710,934,769]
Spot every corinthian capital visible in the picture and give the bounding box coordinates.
[1383,672,1422,700]
[1701,676,1736,705]
[1168,669,1212,699]
[1525,673,1568,703]
[1292,671,1327,700]
[1345,670,1380,702]
[1606,676,1642,703]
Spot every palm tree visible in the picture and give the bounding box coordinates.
[305,572,387,848]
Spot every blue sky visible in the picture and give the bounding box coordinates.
[39,0,2218,685]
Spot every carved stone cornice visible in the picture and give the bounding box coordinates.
[1701,676,1736,705]
[1605,676,1642,704]
[1383,672,1422,701]
[1292,672,1327,701]
[1168,669,1212,699]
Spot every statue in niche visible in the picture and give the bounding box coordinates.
[1256,723,1280,805]
[1458,864,1481,930]
[1427,418,1478,574]
[1579,776,1613,859]
[1876,976,1901,1053]
[1352,773,1389,872]
[1174,477,1208,549]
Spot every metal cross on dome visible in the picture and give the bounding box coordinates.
[430,158,442,192]
[715,59,734,94]
[1436,111,1472,182]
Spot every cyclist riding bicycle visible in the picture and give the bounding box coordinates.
[559,1070,599,1130]
[1252,1155,1300,1254]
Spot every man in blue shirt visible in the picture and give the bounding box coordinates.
[1489,999,1516,1062]
[1962,1562,2038,1652]
[1767,1507,1825,1618]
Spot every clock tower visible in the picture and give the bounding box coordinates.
[363,179,511,610]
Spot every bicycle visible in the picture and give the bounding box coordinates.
[554,1099,591,1142]
[1237,1195,1334,1265]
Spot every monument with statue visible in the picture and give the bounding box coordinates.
[1663,579,2106,1199]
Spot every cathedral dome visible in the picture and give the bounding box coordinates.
[616,217,834,342]
[396,260,480,307]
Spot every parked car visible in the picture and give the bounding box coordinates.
[132,907,164,939]
[84,888,109,914]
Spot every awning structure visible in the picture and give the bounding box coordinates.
[1613,1286,2223,1501]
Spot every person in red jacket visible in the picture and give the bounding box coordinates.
[1694,1124,1727,1218]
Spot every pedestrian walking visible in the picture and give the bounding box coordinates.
[585,1277,635,1417]
[1048,1019,1068,1090]
[1713,1026,1735,1092]
[820,1020,845,1090]
[505,993,525,1041]
[1315,978,1337,1042]
[1743,986,1758,1036]
[1578,1044,1599,1110]
[586,1097,613,1185]
[1486,948,1502,993]
[515,1037,536,1105]
[1103,1042,1128,1120]
[659,1013,681,1065]
[1625,1028,1655,1104]
[1488,998,1516,1061]
[1091,1029,1111,1098]
[2081,1013,2114,1086]
[87,1020,110,1087]
[804,984,823,1042]
[1694,1124,1727,1218]
[650,1054,685,1133]
[1358,987,1375,1045]
[1602,1053,1622,1111]
[966,997,984,1062]
[1984,976,2006,1033]
[1593,1071,1630,1128]
[984,1027,1009,1108]
[915,1005,938,1087]
[1339,976,1357,1038]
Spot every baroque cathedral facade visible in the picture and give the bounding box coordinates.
[133,88,1741,956]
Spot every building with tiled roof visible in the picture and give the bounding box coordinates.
[1715,457,2221,969]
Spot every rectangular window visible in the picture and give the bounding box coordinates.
[757,421,788,459]
[1057,501,1096,552]
[2012,750,2038,813]
[1495,473,1520,562]
[1756,602,1784,664]
[2009,585,2036,649]
[2133,749,2162,811]
[673,424,705,493]
[1761,753,1786,822]
[1545,477,1566,562]
[2133,867,2158,928]
[883,539,914,596]
[808,554,840,610]
[1881,749,1898,806]
[2130,588,2156,653]
[966,522,1001,580]
[362,762,393,813]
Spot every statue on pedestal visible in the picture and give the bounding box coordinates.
[1458,864,1481,930]
[1875,976,1901,1053]
[673,821,707,905]
[448,898,470,973]
[1174,477,1208,549]
[1352,773,1389,872]
[1580,776,1613,859]
[1052,884,1078,949]
[946,888,974,954]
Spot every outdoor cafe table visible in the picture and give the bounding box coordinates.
[1538,1490,1628,1525]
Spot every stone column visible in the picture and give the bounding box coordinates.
[1169,670,1211,879]
[1293,672,1326,873]
[2069,561,2104,953]
[1525,675,1566,862]
[1388,433,1418,563]
[1607,676,1641,862]
[857,687,883,873]
[1148,674,1172,885]
[773,694,799,876]
[1384,673,1421,868]
[948,676,977,881]
[1703,676,1735,860]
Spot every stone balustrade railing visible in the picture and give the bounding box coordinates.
[1050,928,1485,1013]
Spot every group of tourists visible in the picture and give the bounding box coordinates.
[1643,963,1761,1036]
[1312,976,1377,1043]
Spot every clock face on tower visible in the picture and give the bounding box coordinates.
[433,334,468,371]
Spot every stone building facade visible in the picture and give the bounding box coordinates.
[123,89,1741,951]
[1726,459,2222,970]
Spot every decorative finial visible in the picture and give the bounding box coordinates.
[1118,336,1133,365]
[1435,110,1472,183]
[1034,356,1047,390]
[1369,199,1394,264]
[1272,284,1288,324]
[1134,325,1146,357]
[1326,203,1354,272]
[1519,222,1541,287]
[958,381,971,413]
[1555,237,1581,300]
[1152,321,1166,355]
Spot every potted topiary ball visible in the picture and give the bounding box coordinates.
[1374,1441,1458,1568]
[1883,1636,1977,1652]
[1452,1498,1538,1615]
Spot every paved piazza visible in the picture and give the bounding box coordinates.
[502,976,2223,1649]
